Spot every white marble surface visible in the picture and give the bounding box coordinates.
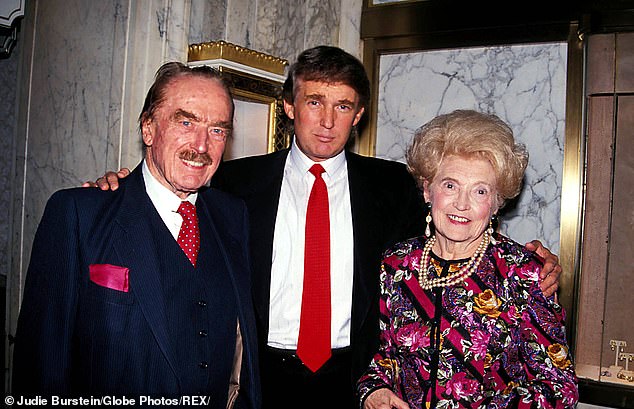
[0,34,19,280]
[22,0,124,220]
[225,0,255,48]
[338,0,363,58]
[190,0,226,44]
[256,0,306,61]
[8,0,197,337]
[163,1,191,62]
[376,43,568,252]
[250,0,348,62]
[192,0,361,67]
[304,0,339,49]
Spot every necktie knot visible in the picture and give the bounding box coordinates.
[177,201,200,267]
[177,201,196,221]
[309,164,325,178]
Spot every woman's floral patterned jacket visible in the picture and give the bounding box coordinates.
[357,234,578,408]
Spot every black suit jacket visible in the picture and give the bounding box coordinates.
[213,149,424,388]
[13,165,261,409]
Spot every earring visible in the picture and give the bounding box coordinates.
[424,203,432,237]
[488,216,497,245]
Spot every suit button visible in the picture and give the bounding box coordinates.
[199,361,208,369]
[197,300,207,307]
[198,330,208,337]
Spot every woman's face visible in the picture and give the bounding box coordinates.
[424,155,498,249]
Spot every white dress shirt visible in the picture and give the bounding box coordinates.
[267,141,354,349]
[142,160,197,239]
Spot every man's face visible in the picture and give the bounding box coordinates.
[284,80,365,162]
[142,76,233,199]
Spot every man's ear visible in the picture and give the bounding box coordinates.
[141,116,154,146]
[352,107,365,126]
[283,99,295,120]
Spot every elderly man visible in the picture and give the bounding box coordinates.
[12,62,260,409]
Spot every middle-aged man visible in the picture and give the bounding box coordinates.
[213,46,561,408]
[12,62,260,409]
[92,46,561,408]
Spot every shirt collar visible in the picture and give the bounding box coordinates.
[288,138,347,178]
[142,160,197,213]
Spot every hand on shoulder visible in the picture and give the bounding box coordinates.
[525,240,561,298]
[82,168,131,191]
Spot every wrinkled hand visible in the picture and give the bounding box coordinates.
[525,240,561,298]
[81,168,131,191]
[364,388,410,409]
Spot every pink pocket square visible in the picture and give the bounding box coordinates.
[89,264,130,292]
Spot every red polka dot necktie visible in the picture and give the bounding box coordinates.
[177,201,200,267]
[297,164,331,372]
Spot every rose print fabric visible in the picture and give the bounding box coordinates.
[357,234,578,408]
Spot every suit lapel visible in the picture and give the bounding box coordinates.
[246,150,288,336]
[195,192,243,305]
[110,167,181,388]
[346,152,382,340]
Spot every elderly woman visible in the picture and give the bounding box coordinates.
[357,110,578,409]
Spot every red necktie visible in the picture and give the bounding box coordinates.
[177,201,200,267]
[297,164,331,372]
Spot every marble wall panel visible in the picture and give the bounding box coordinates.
[163,1,191,61]
[252,0,281,57]
[7,0,127,358]
[304,0,340,49]
[8,0,196,337]
[225,0,256,48]
[376,43,568,252]
[0,38,19,280]
[24,0,122,216]
[251,0,348,62]
[254,0,306,61]
[338,0,363,57]
[189,0,226,44]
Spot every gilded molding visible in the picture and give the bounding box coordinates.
[188,41,288,76]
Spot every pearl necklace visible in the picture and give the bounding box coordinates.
[417,232,491,290]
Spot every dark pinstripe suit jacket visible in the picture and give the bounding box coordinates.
[13,165,261,409]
